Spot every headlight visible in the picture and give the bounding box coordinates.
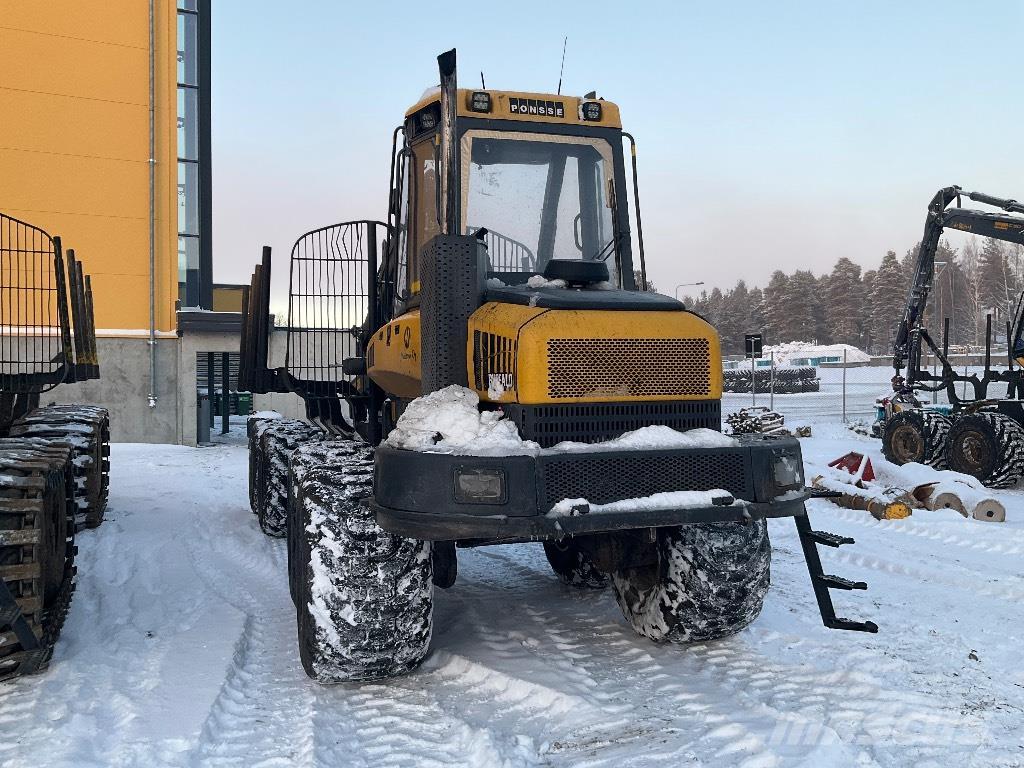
[773,452,804,490]
[581,101,602,121]
[454,467,506,504]
[469,91,491,113]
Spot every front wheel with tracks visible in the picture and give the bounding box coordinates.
[945,411,1024,488]
[294,442,433,683]
[256,420,322,537]
[611,520,770,643]
[882,409,951,469]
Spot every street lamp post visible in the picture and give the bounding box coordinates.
[675,281,704,300]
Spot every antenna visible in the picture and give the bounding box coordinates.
[557,36,567,95]
[480,71,486,89]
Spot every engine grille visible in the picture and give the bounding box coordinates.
[546,338,711,399]
[472,330,517,392]
[505,400,721,447]
[538,450,750,507]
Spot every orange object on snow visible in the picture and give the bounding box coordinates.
[828,452,875,482]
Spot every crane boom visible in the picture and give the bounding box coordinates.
[892,186,1024,374]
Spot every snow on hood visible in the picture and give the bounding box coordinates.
[385,386,539,456]
[386,386,738,457]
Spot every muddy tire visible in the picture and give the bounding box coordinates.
[543,539,608,589]
[294,443,433,683]
[882,409,951,469]
[611,520,770,643]
[256,420,322,537]
[946,411,1024,488]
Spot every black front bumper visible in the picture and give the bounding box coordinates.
[372,433,810,541]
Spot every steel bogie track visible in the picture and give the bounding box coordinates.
[0,438,76,681]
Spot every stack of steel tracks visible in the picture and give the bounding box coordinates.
[1,212,108,681]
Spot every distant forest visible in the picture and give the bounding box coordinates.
[662,238,1024,358]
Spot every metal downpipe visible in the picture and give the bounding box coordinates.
[147,0,157,407]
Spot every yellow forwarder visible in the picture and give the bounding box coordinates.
[241,50,876,684]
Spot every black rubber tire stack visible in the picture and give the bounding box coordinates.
[254,419,323,537]
[543,540,608,589]
[945,411,1024,488]
[9,405,110,529]
[611,520,771,643]
[723,366,820,394]
[0,438,76,681]
[881,409,951,469]
[292,440,433,683]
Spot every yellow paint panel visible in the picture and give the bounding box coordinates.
[468,303,721,404]
[466,302,547,403]
[368,310,422,399]
[213,288,244,313]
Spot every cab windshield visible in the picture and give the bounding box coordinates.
[460,130,618,285]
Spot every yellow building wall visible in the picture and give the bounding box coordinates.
[212,287,244,313]
[0,2,179,334]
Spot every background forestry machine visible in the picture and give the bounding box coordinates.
[1,213,110,681]
[884,186,1024,487]
[242,50,876,684]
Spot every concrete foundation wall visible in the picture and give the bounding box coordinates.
[41,328,308,445]
[46,337,181,443]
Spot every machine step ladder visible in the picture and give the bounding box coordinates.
[795,511,879,633]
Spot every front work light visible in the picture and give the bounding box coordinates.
[454,467,506,504]
[581,101,602,121]
[469,91,491,113]
[773,452,805,491]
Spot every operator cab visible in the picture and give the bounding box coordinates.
[389,88,676,309]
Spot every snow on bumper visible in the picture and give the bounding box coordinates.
[372,433,810,541]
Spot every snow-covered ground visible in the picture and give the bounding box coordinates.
[1,433,1023,767]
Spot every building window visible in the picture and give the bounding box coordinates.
[176,0,210,309]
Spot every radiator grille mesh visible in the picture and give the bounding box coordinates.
[546,338,711,399]
[540,451,748,507]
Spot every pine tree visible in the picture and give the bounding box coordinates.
[869,251,906,353]
[977,238,1016,325]
[825,257,863,345]
[779,270,821,342]
[761,271,790,345]
[861,268,878,352]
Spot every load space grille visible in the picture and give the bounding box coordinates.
[539,451,749,508]
[506,400,721,447]
[286,221,382,395]
[1,213,66,389]
[473,331,516,392]
[546,338,711,399]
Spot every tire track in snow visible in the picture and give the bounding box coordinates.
[441,546,831,766]
[185,452,530,768]
[182,497,316,768]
